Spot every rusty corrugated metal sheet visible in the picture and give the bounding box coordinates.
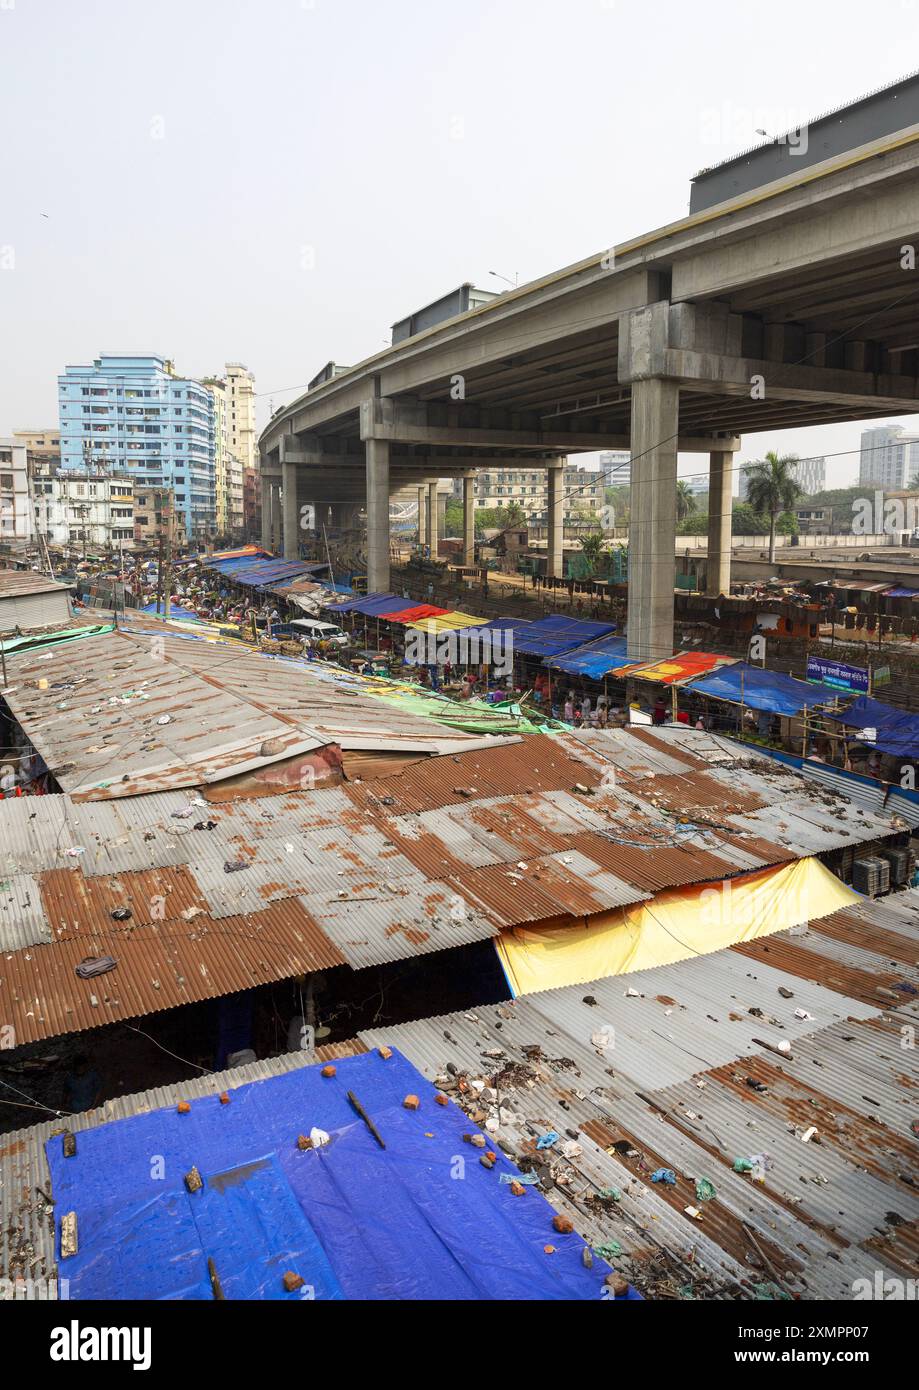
[453,852,647,926]
[811,907,919,968]
[574,834,738,892]
[345,736,600,815]
[39,866,208,940]
[731,937,910,1007]
[628,770,770,817]
[0,897,345,1046]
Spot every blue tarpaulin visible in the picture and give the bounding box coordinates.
[824,695,919,759]
[327,591,406,616]
[204,557,330,590]
[448,616,534,643]
[545,634,630,679]
[46,1050,620,1302]
[687,662,843,716]
[511,616,616,659]
[140,603,201,622]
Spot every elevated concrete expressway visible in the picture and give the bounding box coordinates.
[260,123,919,659]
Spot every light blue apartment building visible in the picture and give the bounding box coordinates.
[58,353,216,538]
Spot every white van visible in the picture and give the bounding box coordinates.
[290,618,350,648]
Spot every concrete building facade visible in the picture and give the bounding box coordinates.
[859,425,919,490]
[224,363,257,474]
[0,438,33,544]
[57,354,216,539]
[133,487,187,551]
[472,464,603,521]
[31,471,135,552]
[737,455,827,501]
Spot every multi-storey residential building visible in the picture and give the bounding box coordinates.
[13,428,61,476]
[598,451,631,487]
[57,353,216,539]
[859,425,919,490]
[738,455,828,500]
[472,465,603,522]
[31,471,135,552]
[133,487,187,551]
[0,438,34,543]
[225,363,257,474]
[243,468,262,540]
[203,374,246,538]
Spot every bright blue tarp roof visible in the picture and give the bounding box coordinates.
[687,662,844,716]
[511,616,616,659]
[545,634,630,678]
[328,591,406,615]
[824,695,919,758]
[140,603,201,622]
[45,1050,621,1302]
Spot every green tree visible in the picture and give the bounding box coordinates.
[580,532,605,576]
[910,473,919,490]
[676,480,697,523]
[743,452,805,562]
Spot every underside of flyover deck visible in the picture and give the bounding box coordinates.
[261,123,919,659]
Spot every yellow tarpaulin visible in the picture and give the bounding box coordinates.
[495,857,859,997]
[405,612,489,633]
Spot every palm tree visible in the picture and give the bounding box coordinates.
[744,452,804,563]
[676,480,697,523]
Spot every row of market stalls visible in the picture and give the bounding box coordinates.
[319,589,919,774]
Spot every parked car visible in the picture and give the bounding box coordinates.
[289,618,350,649]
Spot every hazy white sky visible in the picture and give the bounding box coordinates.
[3,0,919,490]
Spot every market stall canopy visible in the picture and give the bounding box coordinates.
[687,662,844,716]
[326,591,405,616]
[511,616,616,659]
[544,634,632,679]
[405,611,490,634]
[630,652,738,687]
[824,695,919,759]
[380,604,450,624]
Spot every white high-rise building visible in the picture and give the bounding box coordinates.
[225,363,257,473]
[859,425,919,489]
[599,451,631,487]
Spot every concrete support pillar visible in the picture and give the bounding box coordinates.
[706,448,734,597]
[260,474,272,550]
[627,379,679,663]
[366,439,391,593]
[271,484,283,554]
[462,476,476,567]
[546,461,565,580]
[282,460,299,560]
[426,480,439,554]
[416,486,427,544]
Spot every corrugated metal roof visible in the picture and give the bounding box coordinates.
[0,896,346,1046]
[0,725,907,1046]
[0,625,511,802]
[0,874,50,952]
[0,570,73,597]
[355,888,919,1299]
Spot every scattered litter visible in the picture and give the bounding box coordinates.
[695,1178,716,1202]
[223,860,248,874]
[652,1169,677,1186]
